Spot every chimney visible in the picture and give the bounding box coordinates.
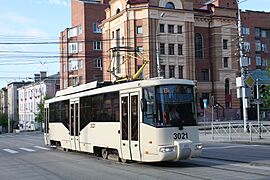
[40,71,47,81]
[34,74,41,82]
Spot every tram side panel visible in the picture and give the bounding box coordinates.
[79,122,121,153]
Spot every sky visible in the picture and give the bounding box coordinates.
[0,0,269,88]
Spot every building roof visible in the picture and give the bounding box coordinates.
[127,0,148,5]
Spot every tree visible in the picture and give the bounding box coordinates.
[0,113,8,127]
[35,94,50,131]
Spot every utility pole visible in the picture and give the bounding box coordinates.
[256,79,261,139]
[237,1,248,132]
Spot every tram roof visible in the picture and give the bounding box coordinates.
[46,78,195,104]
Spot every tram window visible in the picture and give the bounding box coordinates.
[142,87,156,126]
[49,100,69,129]
[80,96,92,130]
[80,92,119,123]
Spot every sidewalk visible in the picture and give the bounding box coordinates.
[199,130,270,168]
[199,130,270,145]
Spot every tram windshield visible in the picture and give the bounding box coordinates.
[142,84,197,128]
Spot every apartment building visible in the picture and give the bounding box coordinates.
[101,0,240,119]
[7,81,31,132]
[0,87,8,114]
[60,0,109,89]
[18,72,60,131]
[241,10,270,72]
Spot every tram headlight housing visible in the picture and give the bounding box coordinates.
[195,144,203,150]
[159,146,175,153]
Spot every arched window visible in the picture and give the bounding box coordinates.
[195,33,203,58]
[165,2,175,9]
[225,79,230,95]
[116,8,120,14]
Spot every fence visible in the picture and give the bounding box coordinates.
[210,122,270,142]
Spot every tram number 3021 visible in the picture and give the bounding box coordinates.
[173,132,188,140]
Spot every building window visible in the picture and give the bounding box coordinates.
[160,43,165,55]
[255,40,261,52]
[168,25,174,33]
[112,31,114,39]
[262,44,268,52]
[178,44,183,55]
[178,66,183,79]
[261,30,267,38]
[95,58,102,68]
[78,42,83,52]
[116,8,120,14]
[223,39,228,49]
[256,54,262,66]
[137,26,142,34]
[242,27,250,35]
[169,65,175,78]
[68,27,77,38]
[78,25,82,35]
[165,2,175,9]
[160,24,165,33]
[195,33,203,58]
[93,23,102,33]
[93,41,102,50]
[255,27,261,38]
[177,25,182,34]
[161,65,166,77]
[201,69,209,81]
[78,60,83,69]
[69,60,78,71]
[68,43,78,54]
[224,57,229,68]
[168,44,174,55]
[116,54,121,73]
[243,42,250,52]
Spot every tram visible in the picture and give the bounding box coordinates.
[44,78,202,162]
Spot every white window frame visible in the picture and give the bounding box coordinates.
[68,27,77,38]
[93,41,102,50]
[95,58,102,69]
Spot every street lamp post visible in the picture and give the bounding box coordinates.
[156,12,165,77]
[237,0,248,132]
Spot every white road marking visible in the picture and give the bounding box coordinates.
[19,148,36,152]
[203,145,260,150]
[34,146,50,150]
[3,149,19,154]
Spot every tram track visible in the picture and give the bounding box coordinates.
[188,157,270,178]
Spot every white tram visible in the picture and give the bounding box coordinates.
[44,78,202,162]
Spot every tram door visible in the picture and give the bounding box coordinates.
[70,99,80,151]
[120,92,141,161]
[44,106,49,145]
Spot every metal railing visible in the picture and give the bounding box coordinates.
[210,122,270,142]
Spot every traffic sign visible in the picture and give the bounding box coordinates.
[245,75,255,87]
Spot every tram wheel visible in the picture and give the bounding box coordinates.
[120,158,127,163]
[101,149,108,159]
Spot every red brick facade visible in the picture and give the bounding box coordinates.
[60,0,109,89]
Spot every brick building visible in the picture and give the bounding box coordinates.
[101,0,240,119]
[60,0,109,89]
[241,10,270,71]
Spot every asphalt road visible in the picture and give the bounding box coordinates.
[0,132,270,180]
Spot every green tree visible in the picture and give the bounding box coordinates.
[0,113,8,127]
[35,94,50,131]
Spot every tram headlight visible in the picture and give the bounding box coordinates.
[159,146,175,153]
[195,144,203,150]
